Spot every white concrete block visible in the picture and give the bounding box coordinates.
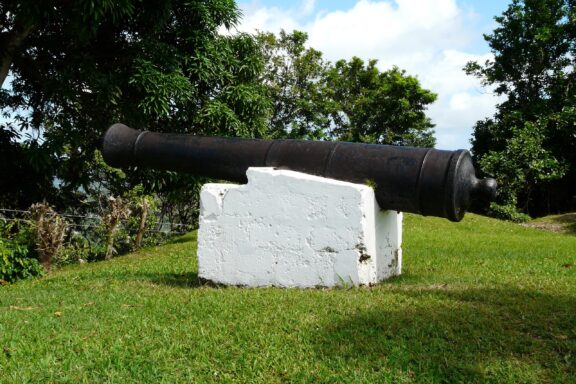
[197,167,402,287]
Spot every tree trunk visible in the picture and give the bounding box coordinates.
[0,23,34,88]
[105,220,119,260]
[0,57,12,88]
[134,202,149,250]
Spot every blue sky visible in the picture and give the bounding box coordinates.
[234,0,512,149]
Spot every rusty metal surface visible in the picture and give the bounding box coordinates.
[102,123,497,222]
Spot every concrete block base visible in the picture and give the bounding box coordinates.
[197,167,402,287]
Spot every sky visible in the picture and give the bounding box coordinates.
[231,0,510,150]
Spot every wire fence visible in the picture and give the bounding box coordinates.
[0,208,192,234]
[0,206,196,265]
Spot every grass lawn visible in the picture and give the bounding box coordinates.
[1,213,575,383]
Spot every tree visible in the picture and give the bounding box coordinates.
[465,0,576,216]
[1,0,270,212]
[478,119,566,218]
[325,57,436,146]
[0,127,56,208]
[258,30,437,147]
[257,30,331,139]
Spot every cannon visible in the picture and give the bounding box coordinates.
[102,123,496,222]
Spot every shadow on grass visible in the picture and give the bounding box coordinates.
[528,213,576,235]
[551,213,576,235]
[312,286,576,382]
[143,272,202,288]
[79,270,204,288]
[134,272,226,288]
[165,235,196,245]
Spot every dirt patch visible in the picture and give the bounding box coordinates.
[521,222,566,233]
[522,212,576,235]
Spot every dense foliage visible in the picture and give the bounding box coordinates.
[1,0,269,213]
[258,30,437,146]
[0,238,43,284]
[0,220,43,284]
[465,0,576,217]
[257,30,331,140]
[0,188,173,283]
[324,58,436,146]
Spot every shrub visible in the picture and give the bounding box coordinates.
[28,203,67,270]
[124,185,166,250]
[103,196,131,260]
[52,231,90,267]
[0,220,43,284]
[70,217,109,262]
[487,203,531,223]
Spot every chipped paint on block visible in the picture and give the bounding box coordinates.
[197,167,402,287]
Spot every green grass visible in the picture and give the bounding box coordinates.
[1,214,575,383]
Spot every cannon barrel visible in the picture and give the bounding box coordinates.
[102,123,496,222]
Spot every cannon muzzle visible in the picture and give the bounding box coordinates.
[102,123,496,222]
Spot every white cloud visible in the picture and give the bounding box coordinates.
[234,0,503,149]
[300,0,316,16]
[235,5,299,33]
[420,50,504,149]
[306,0,466,65]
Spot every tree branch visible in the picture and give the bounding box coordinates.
[1,22,34,88]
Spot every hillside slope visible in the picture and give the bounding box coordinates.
[524,213,576,235]
[1,214,575,383]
